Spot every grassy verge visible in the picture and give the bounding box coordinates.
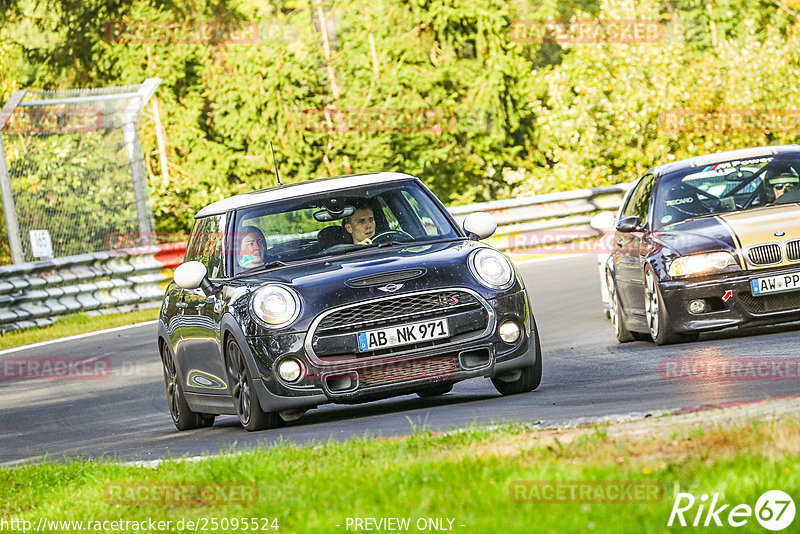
[1,410,797,533]
[0,309,159,351]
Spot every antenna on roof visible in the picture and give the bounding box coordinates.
[270,141,283,186]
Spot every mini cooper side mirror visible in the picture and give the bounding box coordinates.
[463,212,497,240]
[615,216,643,233]
[174,261,221,296]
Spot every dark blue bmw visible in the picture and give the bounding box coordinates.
[158,172,541,431]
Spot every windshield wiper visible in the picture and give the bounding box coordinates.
[235,260,287,277]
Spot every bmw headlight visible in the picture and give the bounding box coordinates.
[470,248,515,289]
[251,284,301,328]
[668,252,740,278]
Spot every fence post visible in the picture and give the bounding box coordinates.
[0,90,28,265]
[123,78,161,247]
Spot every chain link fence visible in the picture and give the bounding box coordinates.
[0,79,160,264]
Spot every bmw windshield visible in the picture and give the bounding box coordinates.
[231,180,460,275]
[653,154,800,228]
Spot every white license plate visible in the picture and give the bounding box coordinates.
[750,272,800,296]
[357,319,449,351]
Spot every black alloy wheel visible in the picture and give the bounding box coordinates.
[226,339,282,431]
[161,344,215,431]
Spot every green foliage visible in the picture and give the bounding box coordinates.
[1,0,800,259]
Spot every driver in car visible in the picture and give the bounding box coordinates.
[769,173,800,203]
[343,204,376,245]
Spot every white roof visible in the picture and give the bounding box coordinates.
[195,172,417,218]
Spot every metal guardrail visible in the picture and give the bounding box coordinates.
[0,184,633,332]
[0,243,184,332]
[449,184,633,252]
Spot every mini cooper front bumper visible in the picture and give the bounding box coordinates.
[241,288,539,412]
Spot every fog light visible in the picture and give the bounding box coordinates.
[688,299,707,314]
[278,358,303,383]
[499,321,521,344]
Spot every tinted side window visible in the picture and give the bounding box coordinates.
[625,174,655,224]
[620,179,643,218]
[185,214,226,278]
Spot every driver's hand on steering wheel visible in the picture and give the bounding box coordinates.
[356,237,372,245]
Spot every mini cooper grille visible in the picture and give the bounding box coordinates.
[787,240,800,262]
[747,244,782,266]
[358,356,458,388]
[316,291,479,332]
[740,291,800,314]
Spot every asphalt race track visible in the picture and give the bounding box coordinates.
[2,255,799,466]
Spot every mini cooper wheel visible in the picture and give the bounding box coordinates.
[644,267,696,345]
[416,383,454,398]
[225,339,282,431]
[491,329,542,395]
[161,344,215,431]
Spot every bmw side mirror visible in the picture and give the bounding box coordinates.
[174,261,221,296]
[463,212,497,240]
[615,216,643,233]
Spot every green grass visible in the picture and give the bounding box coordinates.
[1,416,797,533]
[0,309,159,351]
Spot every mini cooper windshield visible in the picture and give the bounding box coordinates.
[654,154,800,228]
[232,180,459,274]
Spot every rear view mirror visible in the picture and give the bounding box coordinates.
[463,212,497,240]
[313,206,355,222]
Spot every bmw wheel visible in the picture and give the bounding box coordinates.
[644,267,697,345]
[226,339,282,431]
[608,270,646,343]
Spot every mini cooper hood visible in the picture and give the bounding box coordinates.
[235,240,498,300]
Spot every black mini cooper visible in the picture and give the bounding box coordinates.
[158,172,541,431]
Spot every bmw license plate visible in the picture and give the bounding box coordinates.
[357,319,449,351]
[750,272,800,296]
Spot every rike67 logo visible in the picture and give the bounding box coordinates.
[668,490,795,530]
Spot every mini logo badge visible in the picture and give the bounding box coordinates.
[438,294,460,306]
[378,283,403,293]
[775,231,786,237]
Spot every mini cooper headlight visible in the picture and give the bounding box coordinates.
[668,252,740,278]
[251,284,301,328]
[470,248,515,289]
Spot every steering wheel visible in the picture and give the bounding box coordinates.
[371,230,415,244]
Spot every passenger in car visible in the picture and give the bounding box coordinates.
[238,227,268,268]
